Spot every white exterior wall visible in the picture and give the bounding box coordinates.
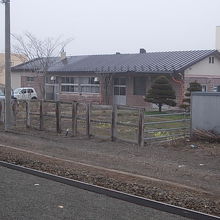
[11,72,22,89]
[184,55,220,77]
[184,55,220,92]
[11,71,33,89]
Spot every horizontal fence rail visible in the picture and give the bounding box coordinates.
[0,100,191,145]
[146,112,190,117]
[145,127,188,133]
[144,119,190,125]
[144,133,187,141]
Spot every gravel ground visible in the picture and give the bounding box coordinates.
[0,129,220,216]
[0,166,190,220]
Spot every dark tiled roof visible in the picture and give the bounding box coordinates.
[47,50,218,74]
[12,50,219,74]
[11,57,59,72]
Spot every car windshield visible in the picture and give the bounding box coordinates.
[14,88,22,94]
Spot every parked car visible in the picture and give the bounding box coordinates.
[0,88,15,100]
[13,87,37,100]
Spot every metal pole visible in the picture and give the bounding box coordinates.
[4,0,12,130]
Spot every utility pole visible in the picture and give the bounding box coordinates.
[2,0,12,130]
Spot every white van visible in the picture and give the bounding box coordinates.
[13,87,38,100]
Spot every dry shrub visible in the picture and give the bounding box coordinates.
[193,129,220,143]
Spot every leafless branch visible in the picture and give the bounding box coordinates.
[11,32,73,99]
[12,32,73,71]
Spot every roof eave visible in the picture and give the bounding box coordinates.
[46,70,174,75]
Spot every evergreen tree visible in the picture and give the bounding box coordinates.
[145,76,176,112]
[181,81,202,111]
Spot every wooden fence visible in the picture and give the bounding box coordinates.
[0,100,190,146]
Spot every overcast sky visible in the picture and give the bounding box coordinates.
[0,0,220,56]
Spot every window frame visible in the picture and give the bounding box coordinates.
[209,56,215,64]
[113,77,127,96]
[26,76,34,82]
[61,76,100,94]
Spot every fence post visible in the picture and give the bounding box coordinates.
[138,109,144,147]
[111,104,117,141]
[72,102,77,137]
[86,103,91,138]
[56,101,61,133]
[39,100,44,130]
[26,101,30,128]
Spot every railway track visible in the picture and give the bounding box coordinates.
[0,160,219,220]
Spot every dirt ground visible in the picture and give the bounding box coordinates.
[0,128,220,215]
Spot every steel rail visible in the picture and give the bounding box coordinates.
[145,126,189,133]
[144,133,187,141]
[0,161,219,220]
[145,112,190,117]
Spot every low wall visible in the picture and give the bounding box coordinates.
[191,92,220,134]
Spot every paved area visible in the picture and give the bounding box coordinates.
[0,166,190,220]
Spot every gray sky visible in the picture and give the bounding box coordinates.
[0,0,220,55]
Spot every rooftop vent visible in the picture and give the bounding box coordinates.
[60,48,67,60]
[140,48,146,54]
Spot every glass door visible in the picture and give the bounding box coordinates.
[113,78,126,105]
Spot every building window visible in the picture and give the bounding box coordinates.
[61,77,100,94]
[27,77,34,82]
[209,56,214,64]
[133,77,146,95]
[114,86,126,95]
[113,78,126,96]
[61,84,78,92]
[213,85,220,92]
[46,76,58,84]
[61,77,75,84]
[201,85,207,92]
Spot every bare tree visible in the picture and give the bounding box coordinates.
[12,32,72,98]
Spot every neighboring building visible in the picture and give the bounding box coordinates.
[184,26,220,93]
[0,53,26,86]
[11,57,58,99]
